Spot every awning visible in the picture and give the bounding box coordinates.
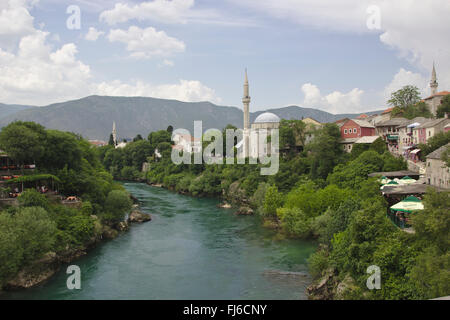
[390,196,424,213]
[387,135,399,140]
[407,122,420,128]
[410,149,421,154]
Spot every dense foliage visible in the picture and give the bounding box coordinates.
[436,95,450,118]
[0,122,132,288]
[418,131,450,161]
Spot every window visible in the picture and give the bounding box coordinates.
[353,128,357,133]
[344,129,347,134]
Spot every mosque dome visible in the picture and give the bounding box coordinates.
[254,112,280,124]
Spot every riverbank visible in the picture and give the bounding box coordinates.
[1,203,151,293]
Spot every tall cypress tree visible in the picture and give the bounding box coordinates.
[108,133,115,146]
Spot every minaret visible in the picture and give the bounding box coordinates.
[112,121,117,146]
[242,69,251,158]
[243,69,251,130]
[430,62,438,96]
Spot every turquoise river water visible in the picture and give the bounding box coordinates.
[1,182,316,300]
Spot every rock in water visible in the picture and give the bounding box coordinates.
[116,221,129,232]
[128,209,152,223]
[217,202,232,209]
[234,206,254,215]
[102,225,119,239]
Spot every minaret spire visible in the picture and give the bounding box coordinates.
[243,68,250,130]
[112,121,117,146]
[430,61,438,95]
[242,69,251,158]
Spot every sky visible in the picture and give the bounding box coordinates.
[0,0,449,114]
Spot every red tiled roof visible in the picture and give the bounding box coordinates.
[424,91,450,100]
[382,107,393,114]
[357,114,368,119]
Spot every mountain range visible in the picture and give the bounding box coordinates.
[0,96,381,140]
[0,103,33,120]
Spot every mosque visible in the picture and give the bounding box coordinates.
[239,70,280,159]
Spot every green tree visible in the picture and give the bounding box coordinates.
[436,95,450,118]
[441,146,450,167]
[14,207,57,264]
[388,85,421,110]
[418,131,450,161]
[262,185,283,218]
[0,212,23,286]
[148,130,172,150]
[41,130,83,170]
[18,189,49,209]
[308,123,343,179]
[409,190,450,298]
[108,133,115,146]
[370,137,388,154]
[102,190,132,224]
[0,121,46,164]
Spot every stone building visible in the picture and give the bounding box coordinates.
[423,63,450,116]
[426,143,450,189]
[416,118,449,144]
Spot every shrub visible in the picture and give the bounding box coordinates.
[102,190,132,224]
[18,189,49,209]
[250,182,269,211]
[277,207,312,238]
[308,248,330,279]
[262,185,283,218]
[14,207,57,264]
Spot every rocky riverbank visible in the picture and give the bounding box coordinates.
[2,206,152,292]
[307,268,359,300]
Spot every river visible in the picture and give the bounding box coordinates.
[2,182,317,300]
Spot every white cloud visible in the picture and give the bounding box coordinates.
[0,0,37,48]
[99,0,255,27]
[100,0,195,25]
[231,0,450,102]
[0,30,92,105]
[96,79,221,103]
[301,83,364,114]
[0,1,219,105]
[85,27,104,41]
[162,59,174,67]
[227,0,371,33]
[107,26,185,59]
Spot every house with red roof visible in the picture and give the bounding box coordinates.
[339,119,377,152]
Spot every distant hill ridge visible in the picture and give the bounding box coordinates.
[0,95,382,140]
[0,103,34,120]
